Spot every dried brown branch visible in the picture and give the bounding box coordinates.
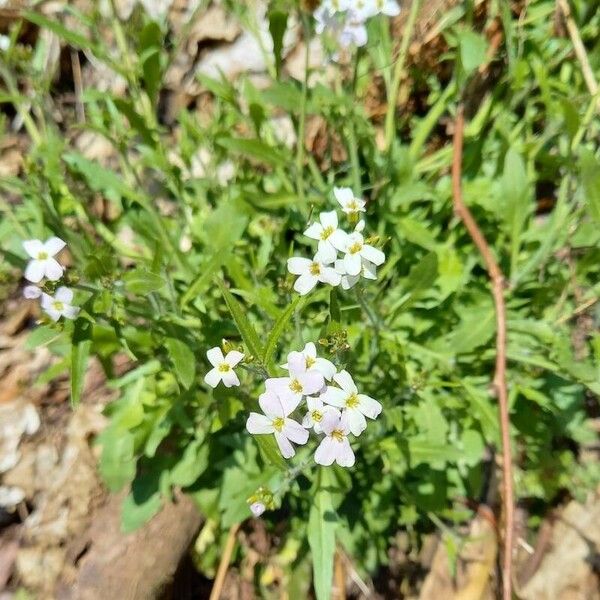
[209,523,240,600]
[451,105,514,600]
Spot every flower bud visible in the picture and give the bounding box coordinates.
[250,502,266,517]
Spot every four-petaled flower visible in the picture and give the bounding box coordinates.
[314,409,355,467]
[267,351,325,407]
[287,256,341,295]
[302,395,336,434]
[41,287,79,322]
[281,342,336,381]
[304,211,348,264]
[321,370,382,436]
[246,390,309,458]
[341,231,385,276]
[334,257,377,290]
[23,237,66,283]
[204,347,244,388]
[334,187,366,215]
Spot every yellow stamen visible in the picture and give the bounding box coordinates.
[272,417,285,431]
[37,251,48,260]
[306,355,316,368]
[53,301,64,311]
[289,379,303,393]
[332,429,344,442]
[218,363,231,372]
[311,410,323,423]
[309,262,321,275]
[320,225,335,240]
[346,393,359,408]
[348,241,363,254]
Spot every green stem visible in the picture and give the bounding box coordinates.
[383,0,421,151]
[296,18,311,202]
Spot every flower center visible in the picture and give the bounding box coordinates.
[349,241,363,254]
[311,410,323,423]
[305,355,316,369]
[347,200,359,211]
[53,301,64,311]
[331,429,344,442]
[272,417,285,431]
[37,251,48,260]
[320,225,335,240]
[309,262,321,276]
[289,379,303,393]
[218,363,231,372]
[346,393,360,408]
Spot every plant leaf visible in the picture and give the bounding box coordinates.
[165,337,196,389]
[263,296,303,372]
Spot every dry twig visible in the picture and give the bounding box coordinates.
[451,105,514,600]
[209,523,241,600]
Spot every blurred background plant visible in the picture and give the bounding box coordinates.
[1,0,600,598]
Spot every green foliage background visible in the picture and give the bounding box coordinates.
[1,0,600,595]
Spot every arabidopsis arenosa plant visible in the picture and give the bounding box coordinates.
[281,342,336,381]
[287,256,341,295]
[246,390,309,458]
[314,409,356,467]
[303,211,347,264]
[321,370,382,436]
[334,187,366,216]
[340,230,385,276]
[41,287,80,322]
[23,237,66,283]
[204,347,244,388]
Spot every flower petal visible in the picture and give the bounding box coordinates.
[362,259,377,280]
[300,370,325,395]
[343,252,362,277]
[321,386,347,408]
[341,274,359,290]
[23,285,42,299]
[221,370,240,387]
[329,229,348,252]
[304,222,323,240]
[320,408,341,435]
[287,351,307,375]
[303,342,317,358]
[315,357,336,381]
[203,368,221,388]
[345,408,367,436]
[283,419,309,444]
[314,437,337,466]
[320,210,338,228]
[206,347,224,367]
[336,439,355,467]
[43,237,66,256]
[333,187,353,206]
[316,241,337,265]
[44,307,62,322]
[40,293,53,310]
[333,370,357,394]
[287,257,311,275]
[294,273,318,295]
[62,305,80,320]
[24,260,45,283]
[274,431,295,459]
[358,394,382,419]
[319,266,342,287]
[22,239,44,258]
[306,395,324,411]
[55,286,73,303]
[360,244,385,266]
[246,413,275,434]
[302,413,313,428]
[259,390,286,418]
[43,258,64,281]
[225,350,244,367]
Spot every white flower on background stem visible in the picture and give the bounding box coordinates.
[314,409,355,467]
[348,0,400,20]
[281,342,337,381]
[334,257,377,290]
[338,16,368,47]
[341,231,385,276]
[333,187,366,215]
[304,211,347,264]
[246,390,309,459]
[267,351,325,408]
[302,395,337,434]
[22,237,66,283]
[250,502,266,517]
[23,285,42,300]
[373,0,400,16]
[321,370,382,436]
[204,347,244,388]
[287,256,341,295]
[41,287,79,322]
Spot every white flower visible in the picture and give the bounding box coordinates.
[333,187,366,215]
[348,0,399,20]
[373,0,400,16]
[338,17,368,47]
[334,257,377,289]
[304,211,348,264]
[267,351,325,408]
[23,285,42,299]
[41,287,79,322]
[302,395,337,434]
[281,342,336,381]
[250,502,266,517]
[0,35,10,53]
[314,409,355,467]
[340,231,385,276]
[321,370,382,436]
[287,256,341,295]
[23,237,66,283]
[246,390,309,458]
[204,347,244,388]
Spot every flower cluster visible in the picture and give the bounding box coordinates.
[245,342,382,467]
[314,0,400,49]
[22,237,79,322]
[287,187,385,295]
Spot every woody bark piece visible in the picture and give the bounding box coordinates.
[58,491,201,600]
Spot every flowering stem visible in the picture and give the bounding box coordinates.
[355,287,383,331]
[383,0,421,151]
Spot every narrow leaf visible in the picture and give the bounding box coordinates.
[263,296,303,370]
